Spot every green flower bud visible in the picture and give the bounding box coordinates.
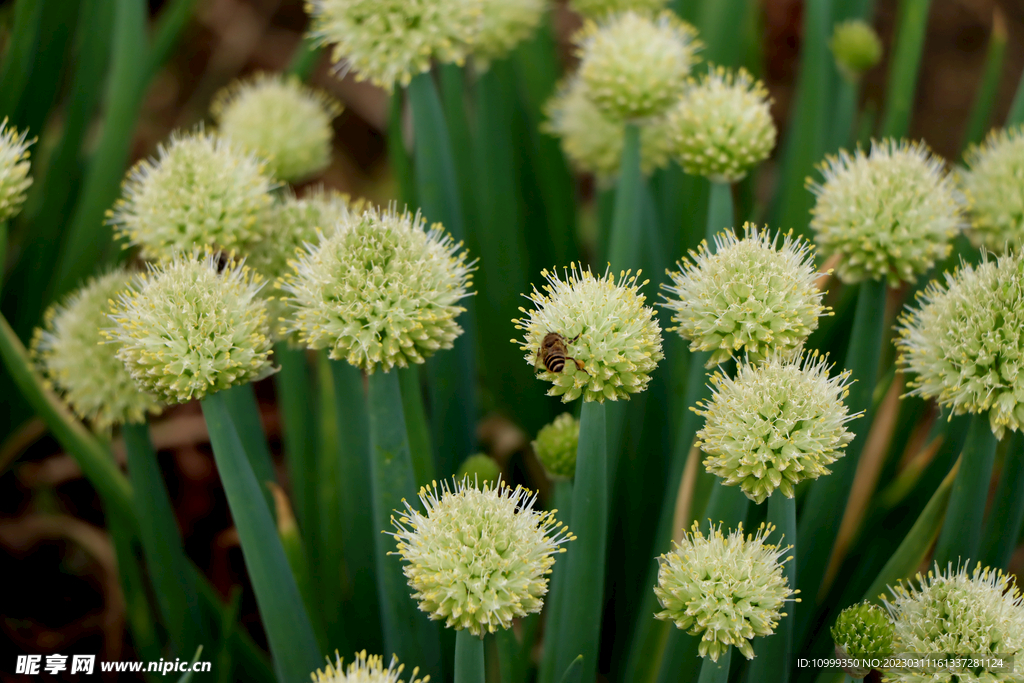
[212,73,342,183]
[513,264,664,403]
[533,413,580,480]
[830,20,882,81]
[391,479,574,636]
[897,250,1024,439]
[474,0,545,68]
[655,522,795,661]
[883,564,1024,683]
[312,651,427,683]
[109,129,275,261]
[576,11,700,122]
[308,0,481,90]
[809,139,961,286]
[669,66,776,182]
[959,125,1024,253]
[569,0,667,20]
[105,250,274,404]
[661,224,826,368]
[280,206,474,373]
[0,118,34,222]
[542,77,674,182]
[32,270,164,431]
[456,453,501,484]
[695,351,859,504]
[831,602,896,679]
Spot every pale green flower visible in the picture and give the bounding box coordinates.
[456,453,501,484]
[542,77,674,182]
[669,67,776,182]
[959,125,1024,252]
[308,0,481,90]
[279,206,473,373]
[576,11,700,122]
[661,224,826,368]
[105,250,274,404]
[831,602,897,679]
[474,0,545,67]
[896,250,1024,439]
[809,139,962,286]
[883,563,1024,683]
[391,478,574,636]
[830,20,882,81]
[513,263,664,403]
[569,0,667,19]
[654,522,795,661]
[109,129,275,261]
[695,351,858,504]
[211,73,342,183]
[0,118,34,222]
[532,413,580,480]
[32,270,164,431]
[312,651,428,683]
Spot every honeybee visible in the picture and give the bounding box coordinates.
[537,332,588,375]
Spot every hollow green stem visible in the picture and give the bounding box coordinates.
[981,432,1024,569]
[696,648,732,683]
[399,365,435,487]
[286,34,321,81]
[455,630,485,683]
[607,123,643,269]
[706,181,734,241]
[220,382,276,518]
[200,391,322,683]
[933,414,998,568]
[747,495,797,683]
[275,345,318,546]
[880,0,932,138]
[556,400,608,683]
[1008,64,1024,127]
[830,78,859,152]
[539,481,573,683]
[961,11,1007,151]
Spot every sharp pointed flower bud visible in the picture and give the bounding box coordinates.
[105,250,274,404]
[312,651,428,683]
[695,351,860,504]
[308,0,482,90]
[809,139,962,286]
[669,66,776,182]
[569,0,668,20]
[654,522,796,661]
[513,263,664,403]
[390,478,574,636]
[959,124,1024,253]
[532,413,580,481]
[661,224,827,368]
[0,117,34,222]
[211,73,342,183]
[32,269,164,431]
[897,250,1024,438]
[576,11,700,122]
[831,602,896,679]
[830,20,882,82]
[279,206,474,373]
[109,129,276,261]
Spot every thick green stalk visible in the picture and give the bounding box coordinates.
[932,414,998,568]
[607,124,644,268]
[696,0,750,67]
[367,370,443,676]
[747,495,797,683]
[879,0,932,138]
[0,0,44,120]
[981,432,1024,569]
[696,649,731,683]
[960,12,1007,151]
[387,92,416,208]
[455,631,485,683]
[539,481,573,683]
[122,420,204,657]
[286,35,321,81]
[399,365,436,486]
[220,383,276,517]
[705,181,734,241]
[200,391,322,683]
[275,346,318,546]
[1007,65,1024,127]
[830,78,859,152]
[147,0,198,79]
[109,516,163,663]
[555,401,608,683]
[327,359,381,652]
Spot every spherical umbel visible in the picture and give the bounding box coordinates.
[105,250,274,404]
[654,522,795,661]
[513,263,664,403]
[569,0,667,20]
[695,351,859,504]
[312,651,427,683]
[32,269,164,431]
[830,602,895,679]
[474,0,545,68]
[576,11,700,122]
[809,139,962,286]
[883,563,1024,683]
[212,73,342,183]
[543,77,674,182]
[279,206,474,373]
[661,224,826,368]
[669,66,776,182]
[307,0,481,90]
[109,129,276,261]
[829,20,882,81]
[390,478,574,637]
[959,125,1024,253]
[0,117,34,222]
[533,413,580,481]
[897,250,1024,439]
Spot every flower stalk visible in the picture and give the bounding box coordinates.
[607,123,643,267]
[455,630,485,683]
